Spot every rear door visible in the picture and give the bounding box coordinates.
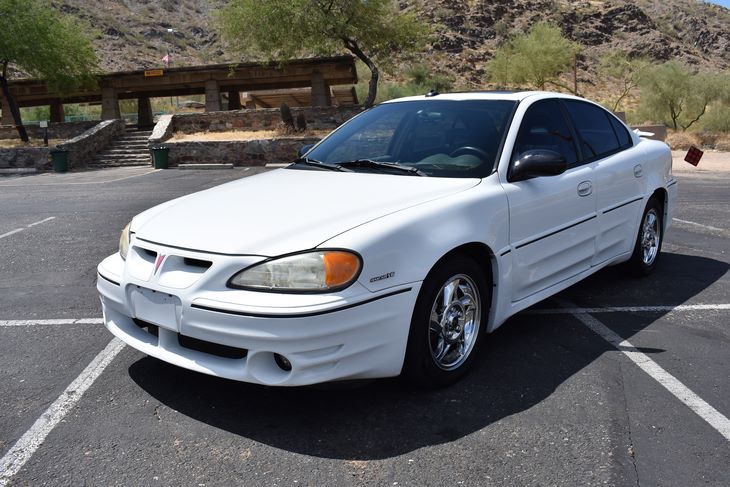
[562,100,644,265]
[501,99,597,302]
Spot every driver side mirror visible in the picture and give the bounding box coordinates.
[509,149,568,182]
[298,144,315,158]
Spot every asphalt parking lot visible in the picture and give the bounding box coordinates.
[0,160,728,486]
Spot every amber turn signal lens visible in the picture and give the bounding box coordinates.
[323,251,361,287]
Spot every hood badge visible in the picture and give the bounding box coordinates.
[370,271,395,283]
[154,254,165,275]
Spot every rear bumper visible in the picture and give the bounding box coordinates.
[97,252,420,386]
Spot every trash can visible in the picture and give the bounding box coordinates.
[50,148,69,173]
[150,145,170,169]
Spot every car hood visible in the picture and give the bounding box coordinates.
[133,168,480,256]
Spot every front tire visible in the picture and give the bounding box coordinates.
[626,197,663,276]
[403,255,489,387]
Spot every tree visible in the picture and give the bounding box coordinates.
[598,51,651,112]
[488,22,580,92]
[639,61,726,131]
[0,0,98,142]
[216,0,428,108]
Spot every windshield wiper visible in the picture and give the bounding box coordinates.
[335,159,427,176]
[292,157,351,172]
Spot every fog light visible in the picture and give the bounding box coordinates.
[274,353,292,371]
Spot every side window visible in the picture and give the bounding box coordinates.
[563,100,621,159]
[609,115,632,149]
[512,99,578,166]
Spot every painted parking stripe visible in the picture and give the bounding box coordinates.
[0,338,125,486]
[673,218,725,232]
[0,318,104,327]
[528,303,730,315]
[559,299,730,442]
[0,217,56,240]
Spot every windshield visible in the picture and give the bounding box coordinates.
[298,99,517,178]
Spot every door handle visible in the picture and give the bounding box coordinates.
[577,181,592,197]
[634,164,643,178]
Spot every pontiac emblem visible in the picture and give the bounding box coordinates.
[154,254,165,275]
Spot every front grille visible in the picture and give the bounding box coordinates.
[133,318,159,337]
[178,334,248,359]
[133,318,248,360]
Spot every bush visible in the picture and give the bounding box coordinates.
[665,131,701,150]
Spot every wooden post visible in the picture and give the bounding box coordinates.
[50,100,65,123]
[0,95,12,125]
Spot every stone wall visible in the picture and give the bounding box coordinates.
[0,121,97,141]
[57,119,126,169]
[170,106,362,135]
[166,136,321,167]
[0,147,51,170]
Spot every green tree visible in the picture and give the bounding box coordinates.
[0,0,98,142]
[216,0,429,108]
[488,22,580,92]
[639,61,726,131]
[598,51,651,112]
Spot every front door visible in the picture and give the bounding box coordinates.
[501,99,597,302]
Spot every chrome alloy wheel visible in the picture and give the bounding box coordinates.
[641,208,660,265]
[428,274,481,371]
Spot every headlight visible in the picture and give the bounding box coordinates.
[228,250,362,292]
[119,222,131,260]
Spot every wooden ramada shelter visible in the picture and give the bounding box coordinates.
[0,56,358,127]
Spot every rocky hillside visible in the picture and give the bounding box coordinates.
[49,0,730,84]
[411,0,730,87]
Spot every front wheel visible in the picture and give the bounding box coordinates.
[626,197,663,276]
[403,255,489,387]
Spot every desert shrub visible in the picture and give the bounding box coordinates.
[665,131,701,150]
[714,135,730,152]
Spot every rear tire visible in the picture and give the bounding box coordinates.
[403,255,489,387]
[626,197,663,276]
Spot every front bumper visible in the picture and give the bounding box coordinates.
[97,245,420,386]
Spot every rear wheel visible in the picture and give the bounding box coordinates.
[403,255,489,387]
[626,197,663,276]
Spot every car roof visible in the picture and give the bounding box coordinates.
[382,91,582,103]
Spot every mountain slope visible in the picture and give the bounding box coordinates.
[48,0,730,83]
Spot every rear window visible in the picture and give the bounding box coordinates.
[609,115,632,149]
[563,100,621,160]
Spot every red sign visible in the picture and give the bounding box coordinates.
[684,146,703,167]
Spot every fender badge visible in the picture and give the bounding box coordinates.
[370,271,395,283]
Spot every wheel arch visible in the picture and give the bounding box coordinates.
[650,186,668,232]
[427,242,496,310]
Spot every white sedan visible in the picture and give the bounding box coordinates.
[97,91,676,387]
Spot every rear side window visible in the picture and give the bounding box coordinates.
[609,115,632,149]
[563,100,621,160]
[512,99,578,166]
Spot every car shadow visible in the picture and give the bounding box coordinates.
[128,252,728,460]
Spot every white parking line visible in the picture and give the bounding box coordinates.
[0,318,104,327]
[558,299,730,442]
[528,303,730,315]
[0,217,55,240]
[0,338,125,486]
[673,218,725,232]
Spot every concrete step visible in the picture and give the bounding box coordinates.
[178,163,234,170]
[94,152,151,159]
[103,147,149,153]
[88,162,150,168]
[117,137,149,143]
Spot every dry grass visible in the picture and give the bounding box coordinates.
[715,135,730,152]
[0,139,63,148]
[169,129,329,142]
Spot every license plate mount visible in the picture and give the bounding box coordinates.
[130,286,181,331]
